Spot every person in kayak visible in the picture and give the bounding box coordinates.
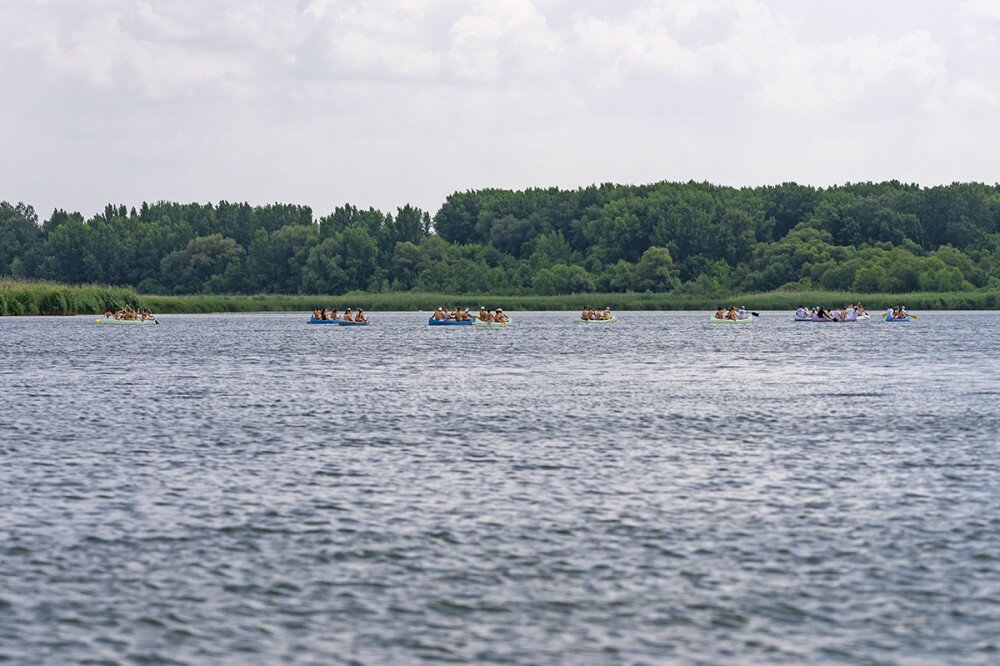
[714,307,725,319]
[725,307,738,320]
[478,306,490,321]
[494,309,508,324]
[355,309,368,323]
[432,307,446,321]
[462,308,472,321]
[736,306,748,320]
[795,306,807,319]
[342,308,354,322]
[603,307,612,320]
[581,305,590,320]
[856,303,867,316]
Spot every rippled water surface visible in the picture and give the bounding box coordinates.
[2,311,999,665]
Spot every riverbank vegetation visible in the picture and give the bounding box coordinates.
[3,181,1000,301]
[3,279,998,315]
[0,279,141,316]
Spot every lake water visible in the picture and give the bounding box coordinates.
[1,311,998,665]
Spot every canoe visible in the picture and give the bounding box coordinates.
[308,317,369,326]
[574,317,618,324]
[473,319,509,328]
[795,316,858,323]
[95,318,158,325]
[709,317,753,324]
[428,317,473,326]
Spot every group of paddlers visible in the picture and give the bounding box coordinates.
[103,306,156,321]
[432,307,474,321]
[796,303,868,320]
[311,307,368,322]
[885,306,912,319]
[580,306,614,321]
[477,307,508,323]
[714,306,751,320]
[430,306,509,323]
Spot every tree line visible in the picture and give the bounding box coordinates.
[3,181,1000,296]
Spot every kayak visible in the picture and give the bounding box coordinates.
[709,317,753,324]
[428,317,473,326]
[795,316,858,323]
[574,317,618,324]
[308,317,369,326]
[95,317,158,325]
[473,319,509,328]
[884,317,911,322]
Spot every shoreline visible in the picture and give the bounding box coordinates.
[3,280,1000,316]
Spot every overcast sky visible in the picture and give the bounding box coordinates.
[2,0,999,220]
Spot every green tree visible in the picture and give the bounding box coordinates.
[636,247,681,292]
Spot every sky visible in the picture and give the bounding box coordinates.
[2,0,999,220]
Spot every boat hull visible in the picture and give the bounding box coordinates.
[95,318,157,325]
[308,317,369,326]
[428,318,473,326]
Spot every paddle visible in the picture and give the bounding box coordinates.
[909,313,918,319]
[750,312,760,317]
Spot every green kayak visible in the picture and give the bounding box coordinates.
[95,317,158,325]
[709,317,753,324]
[574,317,618,324]
[473,319,509,328]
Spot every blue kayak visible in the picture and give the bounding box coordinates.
[885,317,910,322]
[308,317,369,326]
[428,317,473,326]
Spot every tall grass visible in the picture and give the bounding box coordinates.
[142,289,1000,313]
[3,279,1000,315]
[0,279,142,316]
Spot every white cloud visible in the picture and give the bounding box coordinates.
[0,0,999,219]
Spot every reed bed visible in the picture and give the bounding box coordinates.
[3,279,999,315]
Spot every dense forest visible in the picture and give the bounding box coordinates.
[3,181,1000,296]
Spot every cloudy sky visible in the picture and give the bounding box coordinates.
[2,0,999,219]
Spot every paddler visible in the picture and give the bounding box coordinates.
[342,308,354,322]
[355,309,368,323]
[795,306,807,319]
[737,306,748,320]
[581,305,590,320]
[726,307,738,320]
[714,306,725,319]
[494,308,508,324]
[603,307,612,320]
[479,307,492,322]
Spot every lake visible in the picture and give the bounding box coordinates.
[1,311,998,664]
